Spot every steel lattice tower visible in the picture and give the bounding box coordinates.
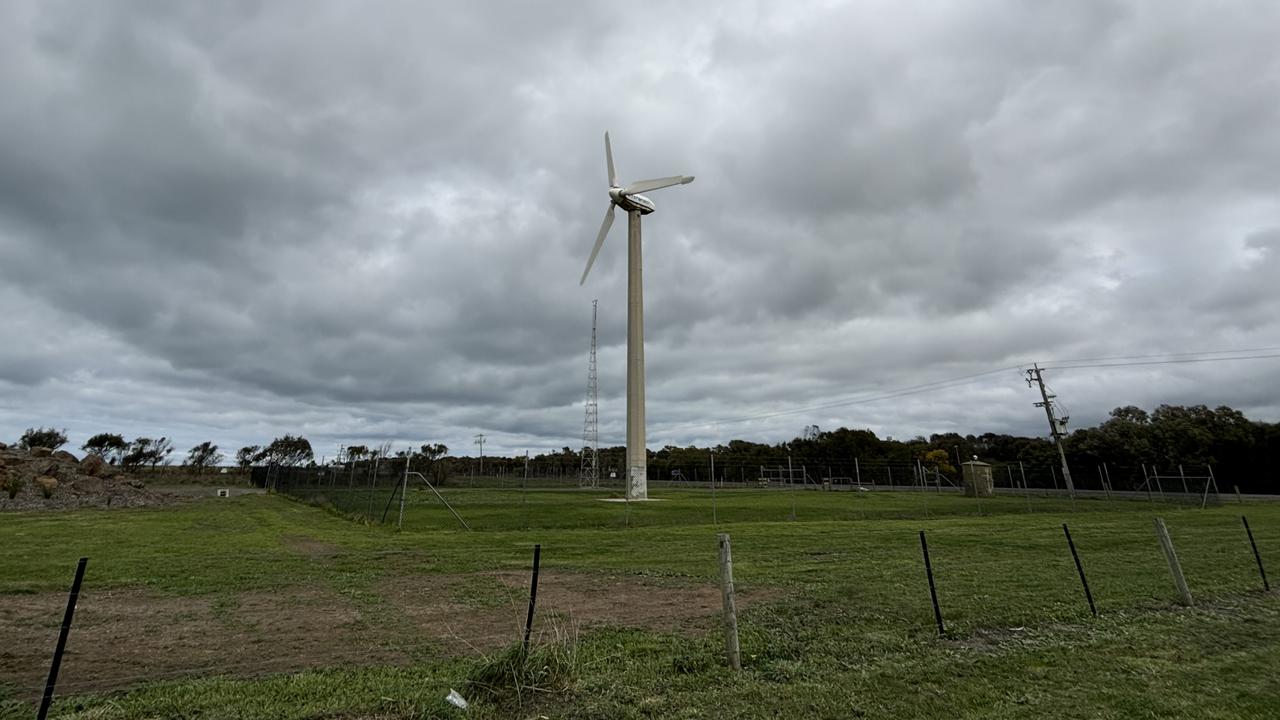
[579,299,600,487]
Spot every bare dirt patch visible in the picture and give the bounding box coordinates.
[382,570,779,654]
[0,572,781,698]
[0,587,405,699]
[280,534,342,558]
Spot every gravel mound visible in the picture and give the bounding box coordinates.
[0,444,174,511]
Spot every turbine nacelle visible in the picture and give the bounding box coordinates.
[609,187,656,215]
[580,131,693,285]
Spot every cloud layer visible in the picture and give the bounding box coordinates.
[3,0,1279,458]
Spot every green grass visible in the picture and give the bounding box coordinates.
[1,489,1278,718]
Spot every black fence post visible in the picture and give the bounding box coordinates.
[1062,524,1097,616]
[919,531,944,636]
[523,544,542,652]
[1242,516,1270,592]
[38,557,88,720]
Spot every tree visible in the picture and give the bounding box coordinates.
[236,445,261,471]
[19,427,68,451]
[186,442,224,472]
[149,437,175,468]
[418,443,448,461]
[921,449,956,477]
[122,437,174,469]
[254,435,313,466]
[82,433,128,463]
[415,443,449,482]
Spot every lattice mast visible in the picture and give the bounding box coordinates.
[579,299,600,487]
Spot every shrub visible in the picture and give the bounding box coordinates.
[36,476,58,499]
[19,427,68,451]
[1,474,23,500]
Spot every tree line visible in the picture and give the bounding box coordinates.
[11,403,1278,491]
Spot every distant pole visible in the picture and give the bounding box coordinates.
[474,434,486,481]
[1026,364,1076,497]
[717,533,742,670]
[397,451,409,529]
[366,453,379,521]
[1103,463,1114,498]
[787,454,796,520]
[38,558,88,720]
[887,465,894,491]
[522,451,530,530]
[1097,465,1111,500]
[854,457,861,487]
[1241,516,1270,592]
[1179,465,1189,496]
[1235,485,1244,505]
[710,450,718,525]
[1153,518,1193,606]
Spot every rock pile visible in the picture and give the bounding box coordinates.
[0,443,171,511]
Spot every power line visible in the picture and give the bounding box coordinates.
[656,366,1022,434]
[1037,345,1280,365]
[1038,353,1280,371]
[655,346,1280,436]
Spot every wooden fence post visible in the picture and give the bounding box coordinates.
[717,533,742,670]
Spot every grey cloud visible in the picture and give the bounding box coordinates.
[3,0,1280,457]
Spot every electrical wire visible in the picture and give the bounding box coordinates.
[1038,352,1280,371]
[655,346,1280,435]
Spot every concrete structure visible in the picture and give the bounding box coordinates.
[962,461,994,497]
[580,132,694,500]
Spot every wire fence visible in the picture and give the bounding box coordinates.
[252,456,1226,529]
[4,509,1276,708]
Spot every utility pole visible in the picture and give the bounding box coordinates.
[1026,364,1075,497]
[579,299,600,488]
[473,434,486,479]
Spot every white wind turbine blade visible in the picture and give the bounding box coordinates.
[580,203,616,285]
[623,175,695,195]
[605,132,617,187]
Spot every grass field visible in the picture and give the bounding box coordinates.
[1,487,1278,719]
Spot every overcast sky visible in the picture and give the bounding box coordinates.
[3,0,1279,460]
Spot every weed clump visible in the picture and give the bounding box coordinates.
[465,626,579,712]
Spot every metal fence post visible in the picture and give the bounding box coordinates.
[1153,517,1193,606]
[38,558,88,720]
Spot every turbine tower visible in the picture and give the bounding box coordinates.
[579,132,694,500]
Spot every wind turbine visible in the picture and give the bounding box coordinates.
[579,131,694,500]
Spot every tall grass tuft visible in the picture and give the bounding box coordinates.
[465,619,579,711]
